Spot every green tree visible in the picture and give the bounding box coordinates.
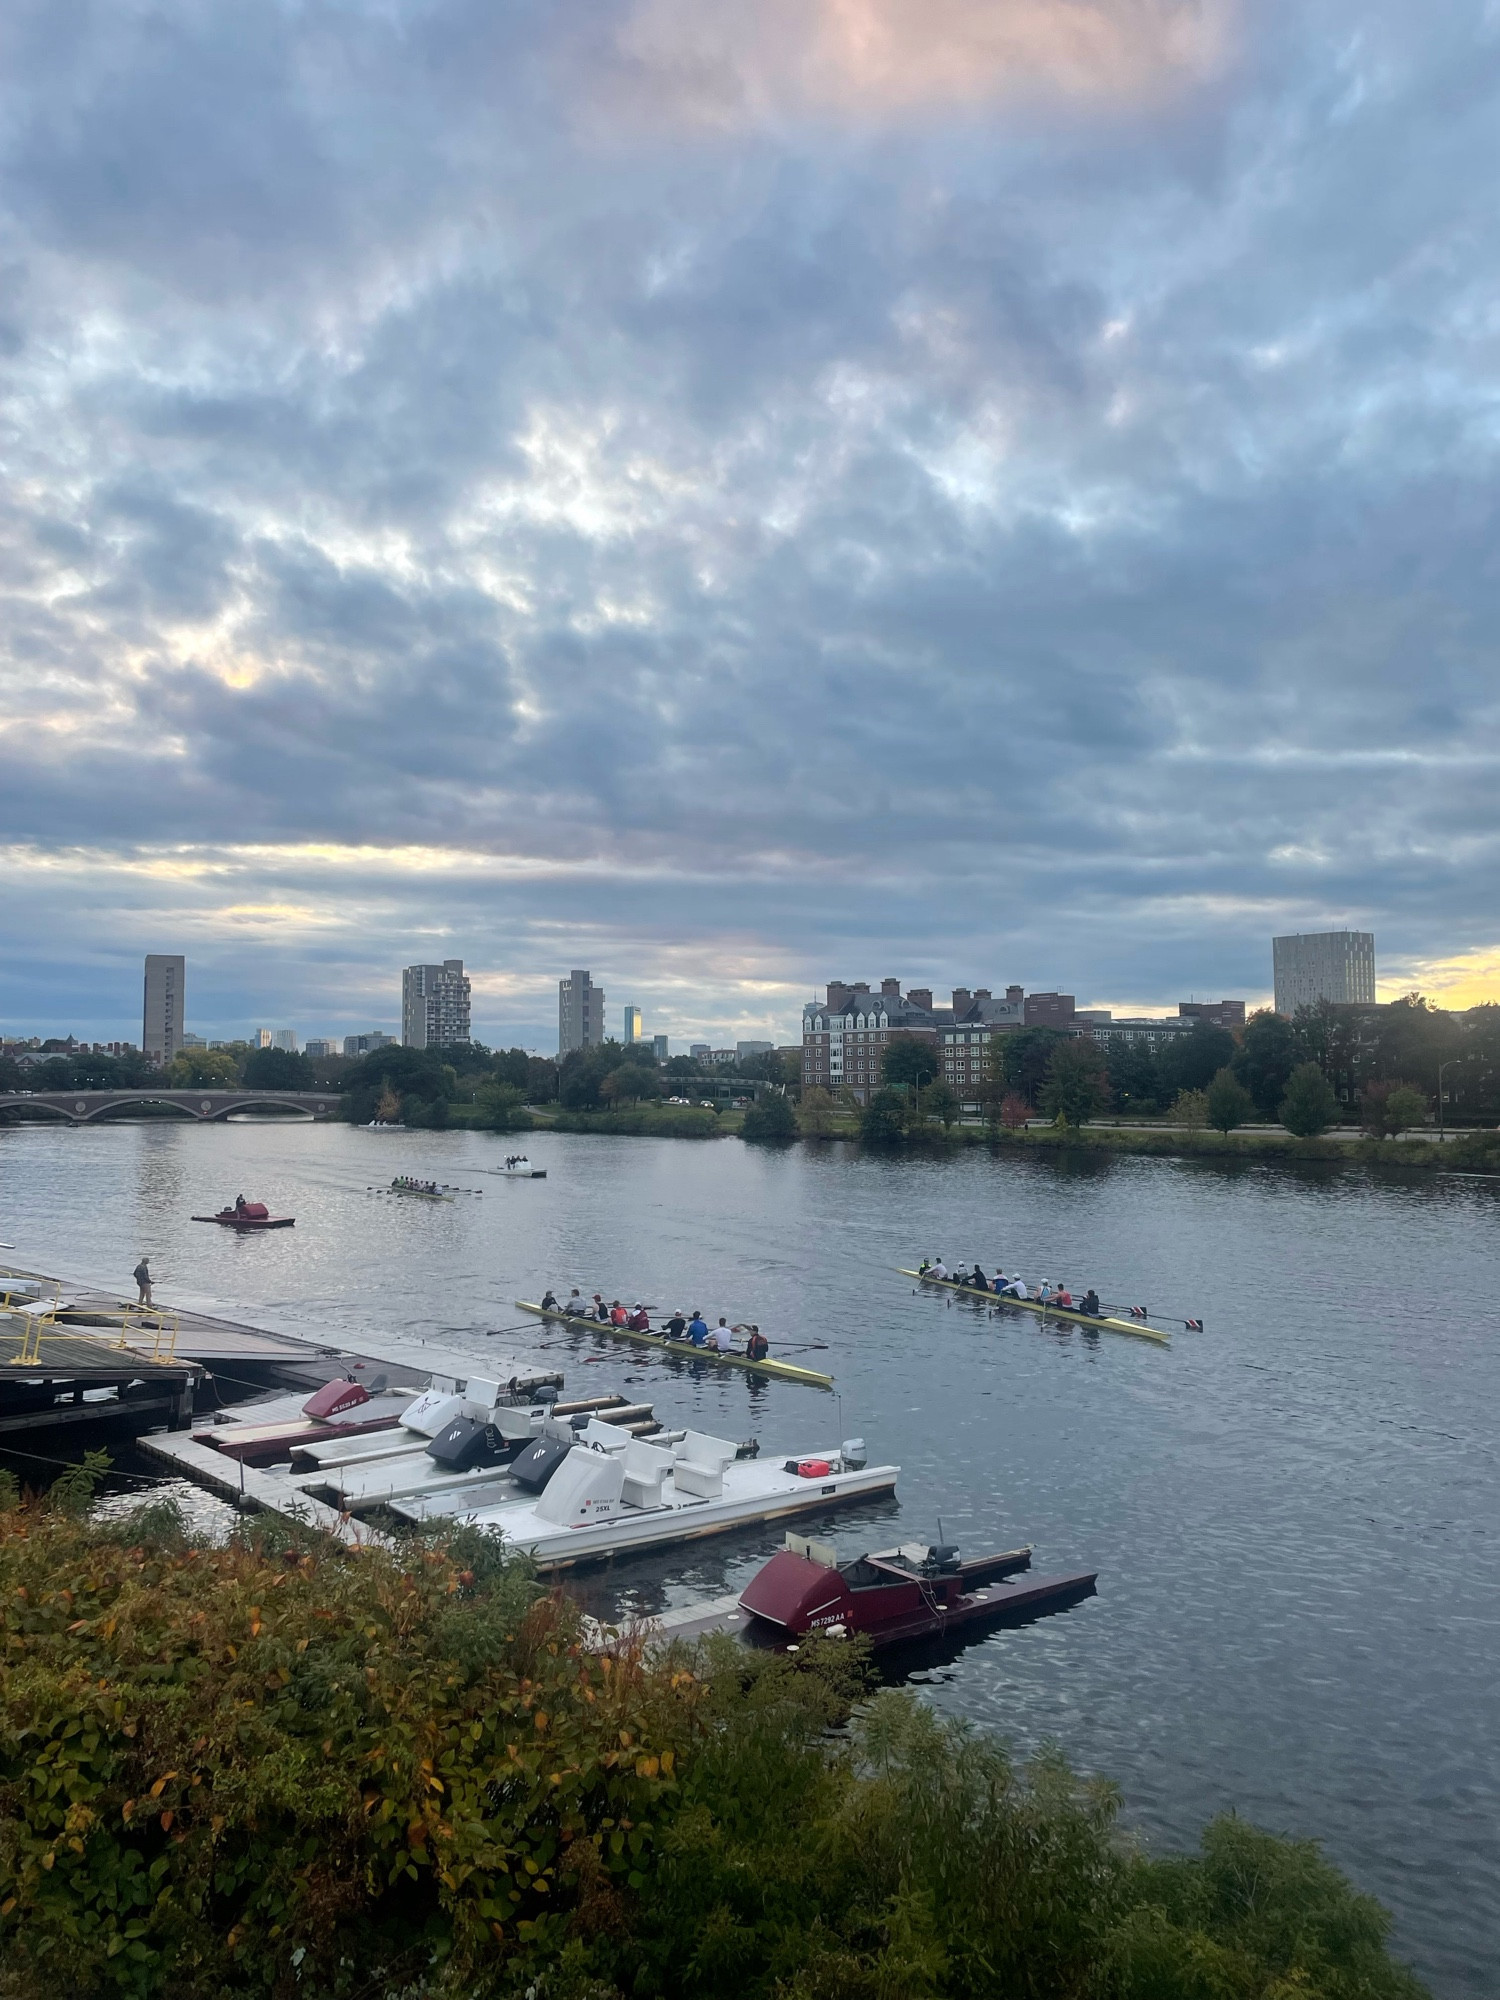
[1280,1061,1339,1137]
[741,1092,798,1143]
[340,1045,451,1123]
[925,1078,959,1128]
[476,1079,532,1131]
[998,1027,1067,1101]
[1233,1008,1298,1115]
[601,1061,661,1105]
[241,1046,313,1090]
[881,1034,939,1090]
[1105,1035,1165,1115]
[1173,1088,1209,1129]
[860,1086,911,1144]
[1205,1066,1253,1133]
[1159,1022,1238,1097]
[164,1049,242,1087]
[1361,1079,1427,1138]
[1039,1040,1108,1127]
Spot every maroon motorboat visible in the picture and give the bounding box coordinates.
[191,1200,295,1230]
[735,1535,1096,1650]
[200,1376,412,1465]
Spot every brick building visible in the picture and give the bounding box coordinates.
[1023,991,1076,1030]
[801,979,947,1103]
[1177,1000,1247,1031]
[939,986,1026,1096]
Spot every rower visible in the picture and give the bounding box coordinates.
[1080,1288,1102,1317]
[709,1317,735,1353]
[665,1310,688,1341]
[928,1258,949,1281]
[565,1288,588,1315]
[686,1311,710,1346]
[541,1289,558,1310]
[918,1257,931,1275]
[745,1326,770,1362]
[628,1303,650,1332]
[1055,1285,1074,1308]
[971,1264,990,1292]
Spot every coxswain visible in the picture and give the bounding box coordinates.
[1080,1288,1102,1317]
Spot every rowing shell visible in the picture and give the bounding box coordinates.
[515,1301,834,1389]
[897,1270,1171,1345]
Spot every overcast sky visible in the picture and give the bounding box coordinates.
[2,0,1497,1051]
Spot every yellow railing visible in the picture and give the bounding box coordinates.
[3,1304,56,1365]
[117,1307,181,1361]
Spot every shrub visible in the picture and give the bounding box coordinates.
[1360,1080,1428,1139]
[740,1093,797,1143]
[1000,1091,1032,1129]
[1171,1088,1209,1129]
[860,1086,911,1144]
[797,1086,837,1137]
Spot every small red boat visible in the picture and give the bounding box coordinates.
[737,1536,1096,1650]
[191,1201,295,1230]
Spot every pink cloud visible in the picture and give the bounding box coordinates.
[599,0,1232,129]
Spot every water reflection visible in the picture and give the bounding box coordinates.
[0,1120,1496,1994]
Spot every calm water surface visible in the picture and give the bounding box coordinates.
[1,1119,1496,1994]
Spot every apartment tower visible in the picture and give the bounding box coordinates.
[559,970,606,1055]
[142,954,185,1065]
[1272,932,1376,1016]
[402,960,471,1049]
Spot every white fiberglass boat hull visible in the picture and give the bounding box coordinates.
[406,1459,899,1570]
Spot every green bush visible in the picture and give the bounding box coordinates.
[740,1093,797,1143]
[0,1503,1429,2000]
[1206,1066,1254,1134]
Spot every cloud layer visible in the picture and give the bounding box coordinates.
[1,0,1497,1046]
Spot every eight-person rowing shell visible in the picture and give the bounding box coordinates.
[919,1258,1102,1317]
[539,1288,770,1358]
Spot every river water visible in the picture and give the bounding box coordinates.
[1,1118,1496,1993]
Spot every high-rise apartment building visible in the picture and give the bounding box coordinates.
[272,1028,298,1052]
[652,1034,670,1062]
[558,970,605,1054]
[142,954,185,1065]
[1273,932,1376,1016]
[623,1006,643,1044]
[402,960,471,1049]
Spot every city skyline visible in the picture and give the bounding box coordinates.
[0,6,1497,1040]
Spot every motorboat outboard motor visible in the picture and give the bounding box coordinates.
[509,1434,575,1492]
[929,1544,962,1574]
[840,1438,867,1470]
[426,1415,514,1472]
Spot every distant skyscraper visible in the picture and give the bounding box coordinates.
[1273,931,1376,1016]
[558,970,605,1054]
[344,1030,397,1058]
[652,1034,670,1062]
[255,1028,273,1048]
[304,1038,335,1058]
[142,955,185,1065]
[271,1028,298,1052]
[402,960,471,1049]
[623,1005,643,1043]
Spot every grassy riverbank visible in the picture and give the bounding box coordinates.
[0,1484,1427,2000]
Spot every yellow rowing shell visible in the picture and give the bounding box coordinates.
[515,1302,834,1388]
[897,1270,1171,1344]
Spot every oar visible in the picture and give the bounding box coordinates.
[1100,1302,1205,1330]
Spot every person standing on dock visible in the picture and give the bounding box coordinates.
[133,1256,153,1308]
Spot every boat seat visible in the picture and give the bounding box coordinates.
[579,1416,631,1453]
[672,1430,739,1500]
[533,1445,625,1526]
[622,1438,674,1509]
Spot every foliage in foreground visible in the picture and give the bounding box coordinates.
[0,1496,1428,2000]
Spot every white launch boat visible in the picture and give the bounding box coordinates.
[389,1427,898,1571]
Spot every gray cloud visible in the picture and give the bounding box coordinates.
[1,0,1498,1042]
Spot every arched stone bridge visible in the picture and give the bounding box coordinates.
[0,1089,339,1123]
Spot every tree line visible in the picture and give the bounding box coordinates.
[809,996,1499,1144]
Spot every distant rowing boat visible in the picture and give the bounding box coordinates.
[897,1269,1172,1344]
[515,1301,834,1389]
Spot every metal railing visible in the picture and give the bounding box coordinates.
[117,1306,182,1361]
